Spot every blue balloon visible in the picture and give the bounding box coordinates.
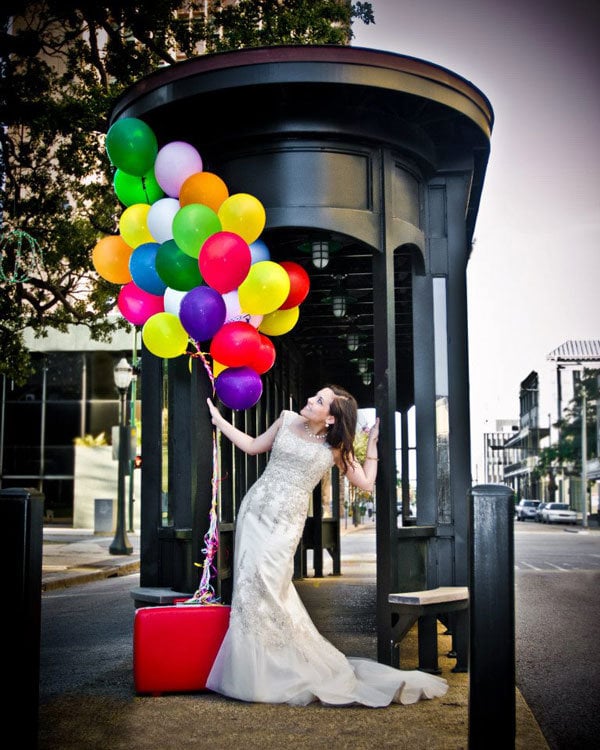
[215,366,263,410]
[179,285,226,342]
[128,242,167,296]
[249,239,270,264]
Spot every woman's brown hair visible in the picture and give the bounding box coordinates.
[324,384,358,474]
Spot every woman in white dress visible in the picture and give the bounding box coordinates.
[205,384,448,707]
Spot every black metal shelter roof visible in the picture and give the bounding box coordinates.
[111,46,493,407]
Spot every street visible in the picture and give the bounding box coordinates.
[514,523,600,750]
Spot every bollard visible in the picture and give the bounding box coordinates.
[1,486,44,748]
[468,483,515,749]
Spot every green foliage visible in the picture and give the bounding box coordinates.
[535,369,599,478]
[0,1,374,384]
[74,431,108,446]
[205,0,374,51]
[352,423,373,500]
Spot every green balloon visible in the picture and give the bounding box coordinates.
[156,239,204,291]
[105,118,158,177]
[113,168,165,207]
[172,203,222,259]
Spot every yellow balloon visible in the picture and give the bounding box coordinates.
[142,312,189,359]
[212,359,228,377]
[217,193,266,245]
[119,203,154,248]
[259,306,300,336]
[238,261,291,315]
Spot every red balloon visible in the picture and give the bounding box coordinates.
[199,231,252,294]
[210,321,261,368]
[278,261,310,309]
[247,333,276,374]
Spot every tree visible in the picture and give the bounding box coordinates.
[535,369,599,487]
[0,1,374,384]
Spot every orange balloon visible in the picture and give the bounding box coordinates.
[179,172,230,212]
[92,235,133,284]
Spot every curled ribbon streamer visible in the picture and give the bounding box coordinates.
[183,345,221,605]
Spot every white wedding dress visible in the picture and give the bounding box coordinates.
[206,410,448,707]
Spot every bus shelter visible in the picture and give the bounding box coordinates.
[112,46,493,662]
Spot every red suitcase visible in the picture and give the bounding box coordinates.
[133,603,230,695]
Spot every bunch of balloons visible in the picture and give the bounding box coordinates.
[92,117,310,410]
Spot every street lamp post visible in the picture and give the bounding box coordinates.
[581,387,588,529]
[109,358,134,556]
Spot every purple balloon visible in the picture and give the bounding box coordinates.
[179,285,226,342]
[215,367,263,410]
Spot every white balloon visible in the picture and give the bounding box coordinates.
[163,287,188,316]
[221,289,263,328]
[147,197,180,244]
[154,141,203,198]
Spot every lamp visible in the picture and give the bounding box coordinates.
[357,357,370,374]
[346,332,360,351]
[298,239,341,269]
[361,371,373,386]
[110,357,134,556]
[351,354,373,376]
[323,274,356,318]
[332,292,348,318]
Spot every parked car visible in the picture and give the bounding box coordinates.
[516,499,540,521]
[535,502,547,522]
[541,502,577,525]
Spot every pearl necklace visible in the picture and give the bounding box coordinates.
[304,421,326,440]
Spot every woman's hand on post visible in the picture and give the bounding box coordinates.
[369,417,380,444]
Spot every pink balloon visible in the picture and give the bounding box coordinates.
[154,141,203,198]
[117,281,164,326]
[199,231,252,294]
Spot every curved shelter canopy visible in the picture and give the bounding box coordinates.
[112,45,492,408]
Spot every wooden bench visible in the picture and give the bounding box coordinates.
[388,586,469,674]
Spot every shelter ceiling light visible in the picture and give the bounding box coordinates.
[332,292,348,317]
[347,332,360,351]
[298,239,341,269]
[323,274,356,318]
[351,355,373,374]
[357,357,369,373]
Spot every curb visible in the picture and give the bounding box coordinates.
[42,559,141,592]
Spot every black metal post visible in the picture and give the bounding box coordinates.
[468,483,515,748]
[1,487,44,748]
[110,388,133,555]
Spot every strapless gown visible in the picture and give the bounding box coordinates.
[206,410,448,706]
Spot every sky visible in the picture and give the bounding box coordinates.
[352,0,600,477]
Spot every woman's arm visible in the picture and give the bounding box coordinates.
[336,417,380,492]
[207,398,282,455]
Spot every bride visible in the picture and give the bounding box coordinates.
[205,384,448,707]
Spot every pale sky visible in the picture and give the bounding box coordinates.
[352,0,600,476]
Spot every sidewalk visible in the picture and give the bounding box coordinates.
[39,523,549,749]
[42,525,141,591]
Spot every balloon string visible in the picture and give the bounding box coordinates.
[189,343,216,394]
[182,345,222,605]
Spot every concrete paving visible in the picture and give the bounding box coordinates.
[39,524,549,749]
